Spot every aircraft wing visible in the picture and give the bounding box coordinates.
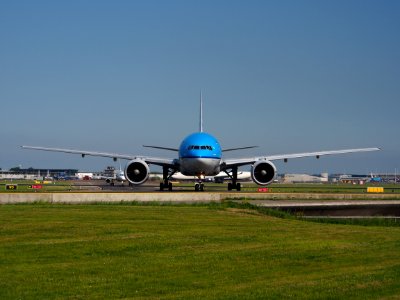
[222,147,381,168]
[21,146,177,168]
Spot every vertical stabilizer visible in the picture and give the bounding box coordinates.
[199,91,203,132]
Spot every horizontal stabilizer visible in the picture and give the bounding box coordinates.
[143,145,179,152]
[223,146,258,152]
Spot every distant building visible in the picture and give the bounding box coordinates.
[103,166,116,177]
[1,168,78,180]
[283,173,328,183]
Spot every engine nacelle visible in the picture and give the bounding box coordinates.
[251,160,276,185]
[124,159,150,185]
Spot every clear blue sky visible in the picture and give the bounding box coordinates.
[1,0,398,174]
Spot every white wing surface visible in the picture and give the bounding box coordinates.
[21,146,177,168]
[222,147,381,168]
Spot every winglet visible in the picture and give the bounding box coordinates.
[199,91,203,132]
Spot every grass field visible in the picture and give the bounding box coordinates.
[1,203,400,299]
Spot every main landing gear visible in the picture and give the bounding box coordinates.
[160,181,172,191]
[159,167,175,191]
[225,166,241,191]
[228,182,241,191]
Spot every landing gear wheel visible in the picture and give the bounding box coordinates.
[160,166,175,191]
[227,182,241,191]
[236,183,241,191]
[160,181,173,191]
[226,166,241,191]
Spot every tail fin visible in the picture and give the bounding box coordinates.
[199,91,203,132]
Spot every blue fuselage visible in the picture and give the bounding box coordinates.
[178,132,222,177]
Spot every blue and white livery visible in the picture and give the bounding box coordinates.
[22,94,380,191]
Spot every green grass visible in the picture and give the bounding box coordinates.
[0,180,73,192]
[1,203,400,299]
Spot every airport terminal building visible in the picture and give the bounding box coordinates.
[0,168,78,180]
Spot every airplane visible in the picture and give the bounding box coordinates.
[102,163,127,186]
[104,169,127,186]
[21,94,380,191]
[171,171,251,183]
[369,173,382,183]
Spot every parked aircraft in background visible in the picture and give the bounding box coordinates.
[171,171,251,183]
[103,169,127,186]
[369,173,382,183]
[22,94,380,191]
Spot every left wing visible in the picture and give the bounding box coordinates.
[21,146,177,168]
[222,147,381,168]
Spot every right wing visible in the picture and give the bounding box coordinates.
[21,146,177,168]
[222,147,381,169]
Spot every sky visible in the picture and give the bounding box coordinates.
[0,0,399,174]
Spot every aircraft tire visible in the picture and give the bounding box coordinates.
[236,183,241,191]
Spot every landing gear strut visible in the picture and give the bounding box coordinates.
[225,166,241,191]
[159,167,175,191]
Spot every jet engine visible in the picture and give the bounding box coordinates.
[124,159,150,185]
[251,160,276,185]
